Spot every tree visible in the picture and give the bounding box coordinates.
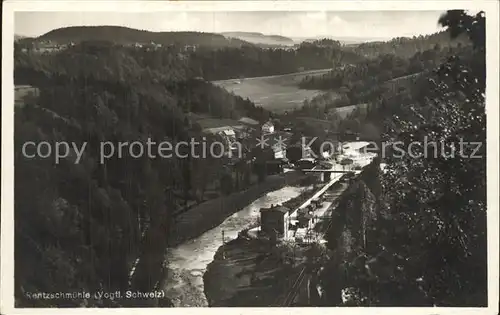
[363,10,487,306]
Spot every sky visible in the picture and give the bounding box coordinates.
[15,11,447,40]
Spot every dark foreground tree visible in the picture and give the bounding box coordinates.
[336,10,487,306]
[378,10,486,306]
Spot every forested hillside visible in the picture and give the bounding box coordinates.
[15,43,269,121]
[28,26,251,48]
[16,38,365,82]
[299,44,465,91]
[291,30,475,136]
[187,42,364,80]
[15,80,185,307]
[13,40,271,307]
[14,60,188,307]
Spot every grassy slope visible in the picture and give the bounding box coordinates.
[213,69,333,113]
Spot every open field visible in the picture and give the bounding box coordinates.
[213,69,332,113]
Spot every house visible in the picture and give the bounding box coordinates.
[270,145,285,160]
[260,205,291,238]
[149,41,162,50]
[268,131,290,158]
[218,129,239,156]
[261,134,288,160]
[261,121,275,134]
[32,43,68,54]
[232,125,257,140]
[182,45,197,52]
[320,137,341,159]
[238,117,260,126]
[201,126,239,155]
[219,129,236,142]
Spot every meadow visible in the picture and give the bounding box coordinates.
[213,69,331,113]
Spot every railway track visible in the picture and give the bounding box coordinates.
[273,266,307,306]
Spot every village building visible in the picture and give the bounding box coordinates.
[201,126,240,156]
[148,41,163,50]
[261,121,275,134]
[232,125,257,140]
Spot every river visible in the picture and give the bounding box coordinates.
[164,185,307,307]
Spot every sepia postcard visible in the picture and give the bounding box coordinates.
[1,1,499,315]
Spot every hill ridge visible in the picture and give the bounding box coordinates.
[35,25,253,48]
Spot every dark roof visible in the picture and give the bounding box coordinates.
[302,213,314,219]
[260,206,290,214]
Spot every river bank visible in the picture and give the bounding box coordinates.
[203,236,307,307]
